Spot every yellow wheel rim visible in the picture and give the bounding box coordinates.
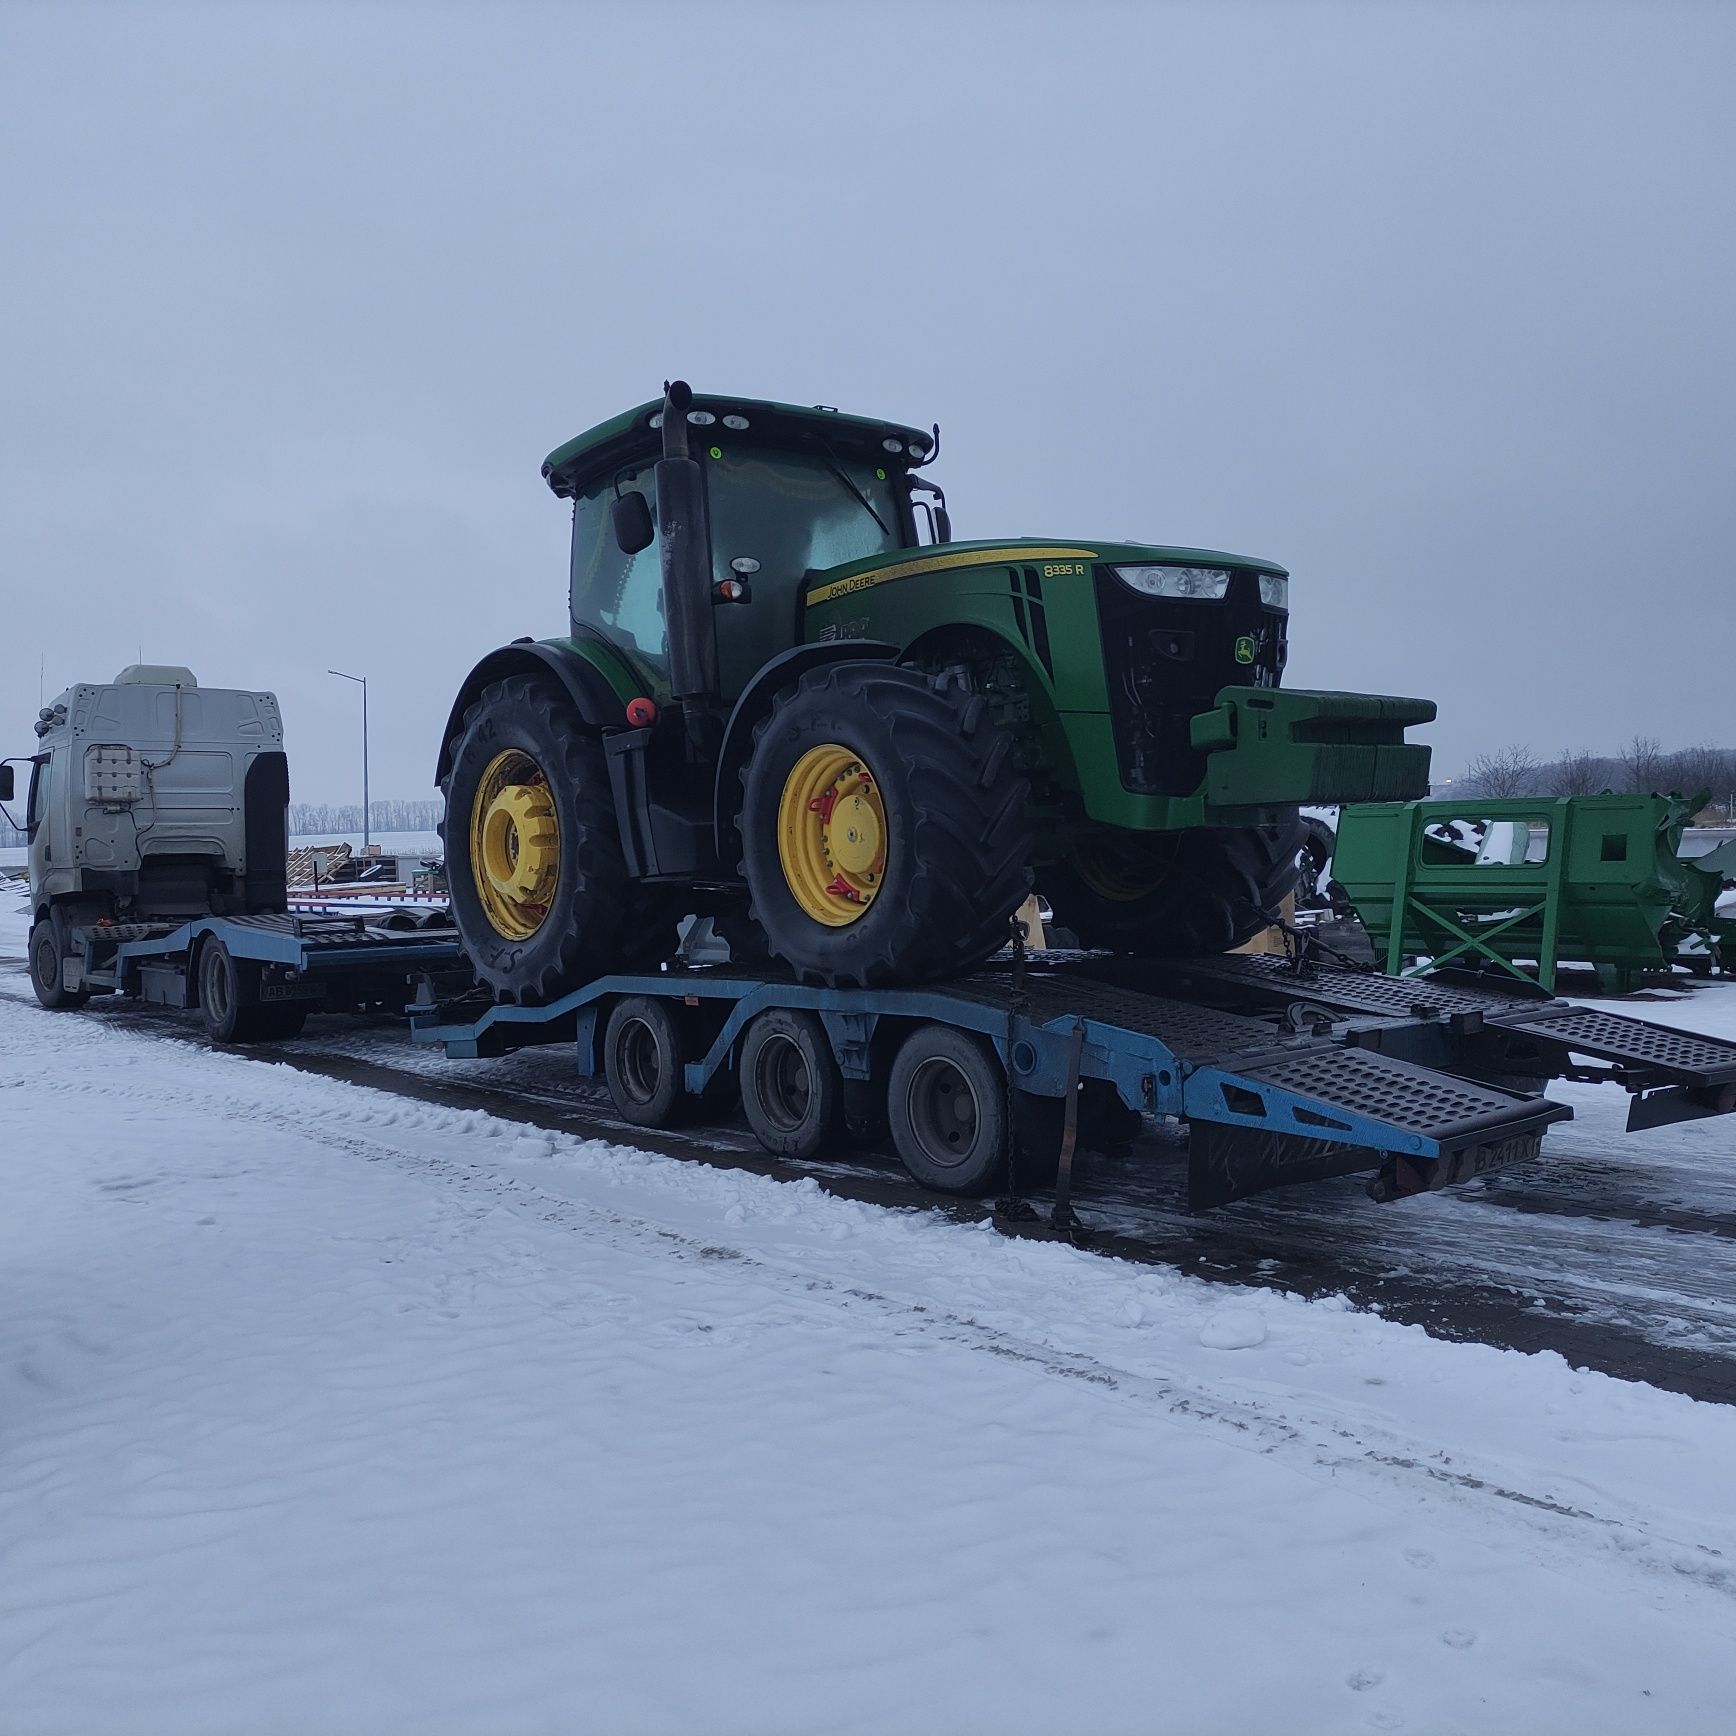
[1071,834,1172,903]
[469,749,560,939]
[777,743,887,927]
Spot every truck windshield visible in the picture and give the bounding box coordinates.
[705,447,904,582]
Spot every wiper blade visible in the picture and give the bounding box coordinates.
[818,445,890,538]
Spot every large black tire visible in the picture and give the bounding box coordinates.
[1039,820,1308,956]
[736,664,1032,987]
[886,1023,1012,1196]
[738,1008,844,1159]
[199,940,269,1043]
[601,995,691,1129]
[441,674,679,1005]
[29,918,88,1010]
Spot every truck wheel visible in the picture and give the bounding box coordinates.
[199,940,269,1043]
[887,1024,1012,1196]
[441,673,679,1005]
[28,920,89,1010]
[1040,821,1308,956]
[738,1009,842,1159]
[602,995,690,1129]
[737,664,1032,987]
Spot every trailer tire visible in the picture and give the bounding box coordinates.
[738,1009,843,1159]
[29,918,89,1010]
[1040,821,1309,955]
[602,995,690,1129]
[887,1023,1013,1196]
[199,939,270,1044]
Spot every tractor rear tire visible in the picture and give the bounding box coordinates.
[1040,821,1309,956]
[441,674,679,1005]
[736,663,1032,987]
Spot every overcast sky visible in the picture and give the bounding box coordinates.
[3,0,1732,814]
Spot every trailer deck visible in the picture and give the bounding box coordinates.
[408,950,1736,1209]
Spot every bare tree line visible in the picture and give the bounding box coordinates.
[289,799,445,839]
[1460,737,1736,820]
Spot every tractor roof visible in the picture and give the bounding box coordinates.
[542,394,934,498]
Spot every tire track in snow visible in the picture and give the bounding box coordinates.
[10,996,1735,1608]
[9,979,1736,1404]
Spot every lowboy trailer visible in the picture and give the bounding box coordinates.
[407,944,1736,1210]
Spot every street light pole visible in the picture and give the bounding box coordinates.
[328,669,370,850]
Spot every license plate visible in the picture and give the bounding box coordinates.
[260,979,325,1002]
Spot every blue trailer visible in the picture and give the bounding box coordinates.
[407,946,1736,1210]
[59,911,467,1045]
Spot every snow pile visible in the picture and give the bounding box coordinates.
[5,987,1736,1732]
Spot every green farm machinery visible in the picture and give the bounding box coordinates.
[438,381,1435,1003]
[1333,792,1736,993]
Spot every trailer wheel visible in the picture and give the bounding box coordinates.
[739,1009,843,1159]
[887,1024,1012,1196]
[602,996,690,1129]
[199,940,269,1044]
[29,919,88,1010]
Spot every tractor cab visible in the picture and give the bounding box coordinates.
[544,395,938,702]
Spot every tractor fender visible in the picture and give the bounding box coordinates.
[435,640,625,785]
[712,640,899,861]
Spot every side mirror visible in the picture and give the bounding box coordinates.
[0,764,13,802]
[932,506,953,544]
[612,492,655,555]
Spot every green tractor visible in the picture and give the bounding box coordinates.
[439,380,1434,1002]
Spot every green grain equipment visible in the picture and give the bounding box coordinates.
[438,381,1436,1003]
[1332,792,1736,993]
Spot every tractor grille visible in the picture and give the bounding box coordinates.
[1093,566,1287,795]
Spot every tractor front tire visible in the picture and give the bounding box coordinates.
[1041,821,1309,956]
[441,673,678,1005]
[736,663,1032,987]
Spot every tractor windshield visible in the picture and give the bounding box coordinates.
[704,446,905,583]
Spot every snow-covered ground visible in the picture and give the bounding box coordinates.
[5,901,1736,1729]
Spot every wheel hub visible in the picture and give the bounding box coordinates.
[777,743,887,927]
[470,749,560,940]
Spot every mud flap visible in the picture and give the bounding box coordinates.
[1187,1123,1378,1210]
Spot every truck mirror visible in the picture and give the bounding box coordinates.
[0,764,12,802]
[612,491,655,556]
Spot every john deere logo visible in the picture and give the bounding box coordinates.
[1234,635,1256,664]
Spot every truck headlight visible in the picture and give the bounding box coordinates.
[1258,573,1289,609]
[1111,565,1232,600]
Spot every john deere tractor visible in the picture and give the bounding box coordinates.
[438,380,1433,1002]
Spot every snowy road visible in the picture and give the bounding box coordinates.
[6,926,1736,1728]
[16,941,1734,1402]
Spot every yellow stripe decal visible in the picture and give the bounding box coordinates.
[806,546,1098,608]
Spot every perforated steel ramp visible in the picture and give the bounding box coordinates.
[942,969,1276,1063]
[1500,1005,1736,1086]
[1236,1047,1563,1146]
[1140,952,1542,1020]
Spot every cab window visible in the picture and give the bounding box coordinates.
[569,468,668,685]
[704,447,904,583]
[27,755,49,838]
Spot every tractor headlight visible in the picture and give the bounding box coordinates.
[1257,573,1289,609]
[1111,565,1232,600]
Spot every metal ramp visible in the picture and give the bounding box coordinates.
[1134,950,1736,1140]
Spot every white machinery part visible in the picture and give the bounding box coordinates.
[83,744,144,805]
